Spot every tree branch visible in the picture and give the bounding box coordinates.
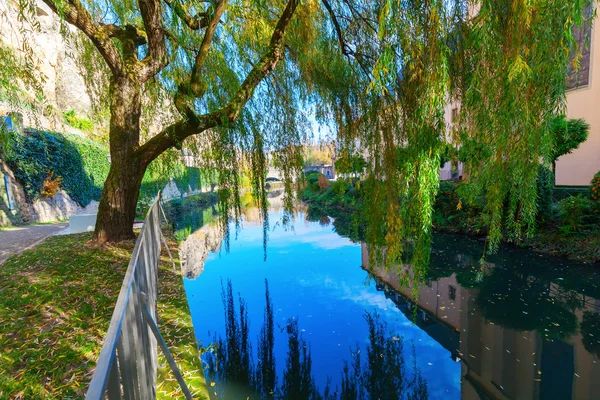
[191,0,228,89]
[136,0,300,165]
[101,24,147,47]
[139,0,168,82]
[322,0,373,78]
[174,0,229,118]
[164,0,209,30]
[322,0,348,55]
[41,0,123,75]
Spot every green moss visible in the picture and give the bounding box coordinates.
[0,232,209,399]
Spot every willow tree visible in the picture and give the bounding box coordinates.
[15,0,590,265]
[314,0,592,275]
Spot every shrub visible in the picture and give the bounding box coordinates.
[549,115,589,163]
[331,179,349,196]
[63,109,94,133]
[4,129,204,209]
[305,171,323,185]
[590,171,600,215]
[41,172,62,198]
[557,195,590,233]
[317,175,329,191]
[536,165,554,225]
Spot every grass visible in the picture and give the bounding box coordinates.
[30,219,68,226]
[524,230,600,263]
[0,232,209,399]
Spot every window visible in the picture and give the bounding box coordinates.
[448,285,456,301]
[567,4,593,90]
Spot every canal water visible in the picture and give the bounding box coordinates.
[179,208,600,400]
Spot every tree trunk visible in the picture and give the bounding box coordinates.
[93,75,145,244]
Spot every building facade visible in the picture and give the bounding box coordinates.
[556,10,599,186]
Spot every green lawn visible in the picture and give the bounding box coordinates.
[0,232,209,399]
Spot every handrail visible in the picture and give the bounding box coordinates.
[86,192,193,399]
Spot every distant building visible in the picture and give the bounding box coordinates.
[304,164,335,179]
[304,143,336,179]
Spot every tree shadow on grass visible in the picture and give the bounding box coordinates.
[0,232,207,399]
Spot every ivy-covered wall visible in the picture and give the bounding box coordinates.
[1,128,203,211]
[3,129,109,206]
[139,164,203,202]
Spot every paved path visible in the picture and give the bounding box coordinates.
[0,223,68,265]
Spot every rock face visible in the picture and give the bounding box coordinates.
[179,223,223,279]
[0,0,95,133]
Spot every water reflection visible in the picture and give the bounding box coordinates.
[178,204,600,400]
[362,236,600,400]
[205,280,429,400]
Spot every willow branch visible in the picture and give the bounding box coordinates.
[322,0,372,78]
[101,24,147,46]
[174,0,229,117]
[164,0,208,30]
[139,0,168,82]
[136,0,300,165]
[41,0,122,75]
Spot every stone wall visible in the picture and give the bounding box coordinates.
[0,0,179,138]
[0,160,96,227]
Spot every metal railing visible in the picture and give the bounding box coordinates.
[86,193,193,399]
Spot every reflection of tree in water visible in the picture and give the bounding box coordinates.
[206,280,429,400]
[477,267,579,340]
[306,205,365,243]
[256,280,277,399]
[581,311,600,357]
[280,319,320,399]
[167,203,218,241]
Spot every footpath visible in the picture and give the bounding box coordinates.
[0,222,68,264]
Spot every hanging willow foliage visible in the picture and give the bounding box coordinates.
[8,0,593,271]
[453,1,592,252]
[314,0,592,276]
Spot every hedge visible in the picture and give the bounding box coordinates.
[553,186,590,202]
[3,129,110,206]
[2,128,203,207]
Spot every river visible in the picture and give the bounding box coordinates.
[175,206,600,400]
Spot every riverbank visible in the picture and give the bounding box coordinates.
[0,232,209,399]
[302,176,600,264]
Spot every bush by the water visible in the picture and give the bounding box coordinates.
[302,172,359,211]
[591,171,600,215]
[557,195,593,234]
[304,170,600,262]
